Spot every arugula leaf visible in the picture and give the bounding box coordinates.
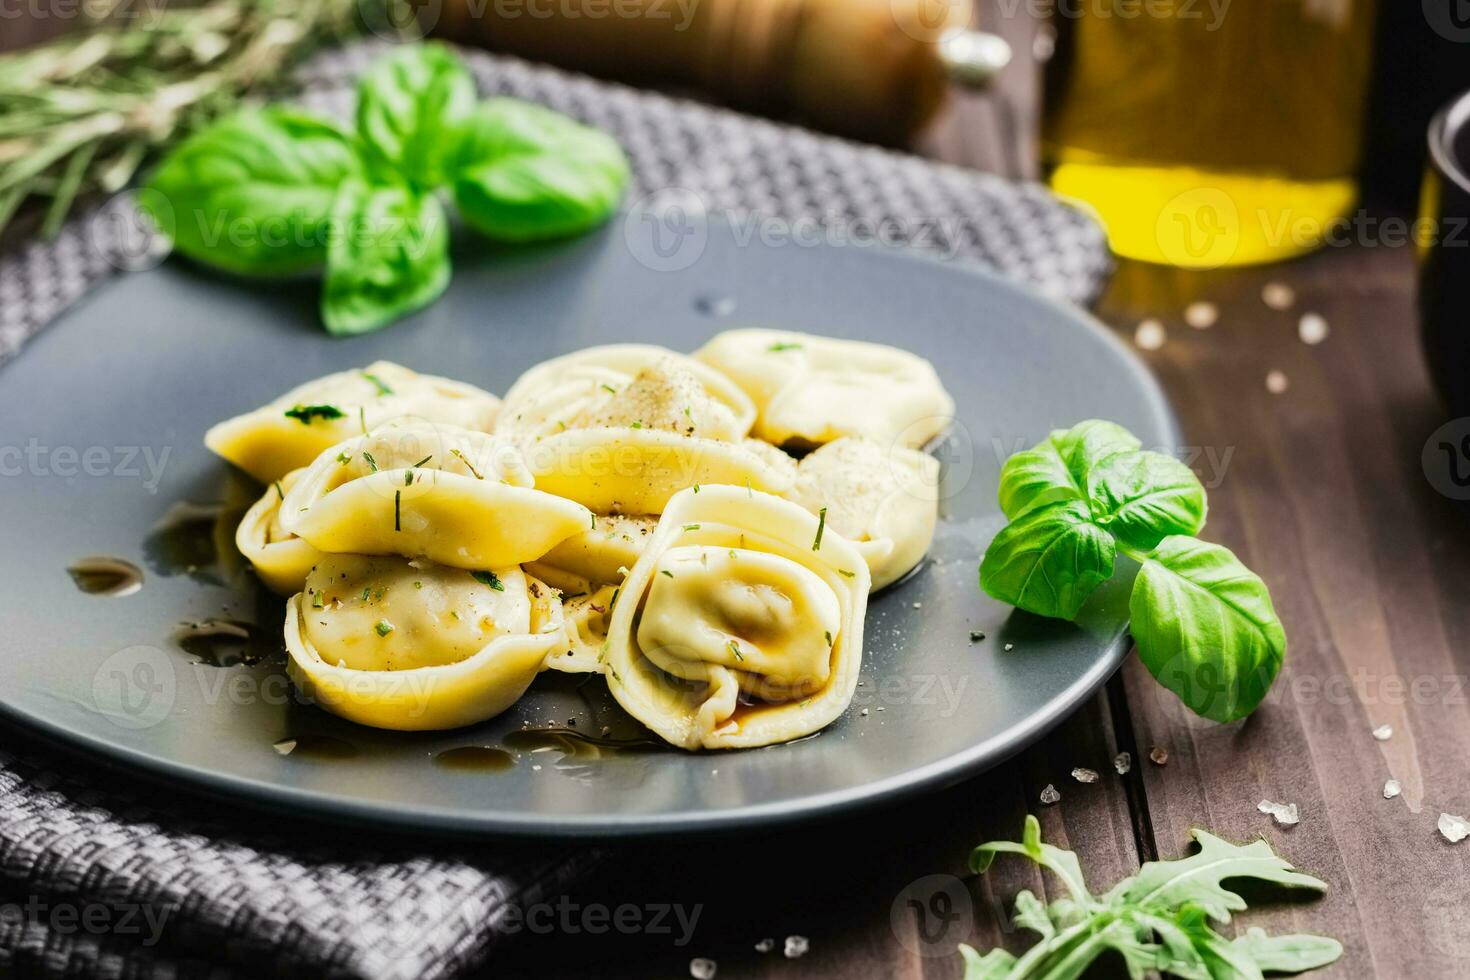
[979,500,1116,620]
[321,180,450,336]
[964,819,1340,980]
[1087,449,1207,551]
[355,43,477,189]
[1130,536,1287,723]
[451,98,630,242]
[142,107,362,276]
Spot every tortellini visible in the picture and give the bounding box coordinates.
[548,584,619,674]
[602,486,870,750]
[694,328,955,451]
[524,514,658,595]
[207,361,501,483]
[235,468,325,595]
[285,556,563,730]
[497,345,755,443]
[786,437,940,590]
[280,421,591,569]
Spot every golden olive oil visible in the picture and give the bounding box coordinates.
[1043,0,1377,267]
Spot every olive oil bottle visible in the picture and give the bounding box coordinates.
[1043,0,1377,267]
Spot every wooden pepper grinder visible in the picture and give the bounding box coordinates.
[429,0,1009,144]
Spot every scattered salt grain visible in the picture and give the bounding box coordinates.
[1039,783,1061,805]
[860,708,869,717]
[1072,767,1099,784]
[1184,301,1218,329]
[1265,370,1289,394]
[1372,724,1392,741]
[1114,752,1132,775]
[1298,312,1329,345]
[1262,282,1296,310]
[754,938,775,954]
[1257,800,1300,826]
[690,958,717,979]
[784,935,810,959]
[1003,642,1014,652]
[969,630,986,642]
[1383,779,1402,800]
[912,602,922,609]
[1134,319,1166,351]
[1439,813,1470,843]
[1149,746,1169,765]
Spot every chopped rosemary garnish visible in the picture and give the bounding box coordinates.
[471,570,505,591]
[682,523,701,531]
[359,405,368,435]
[600,383,617,394]
[336,452,352,465]
[824,630,833,646]
[838,569,856,578]
[284,404,344,425]
[727,639,744,662]
[813,507,827,550]
[374,619,394,637]
[362,372,393,396]
[394,490,401,530]
[404,470,414,486]
[413,454,432,467]
[661,569,674,578]
[589,512,597,530]
[768,341,803,352]
[360,587,371,601]
[362,451,378,472]
[630,420,643,429]
[413,581,423,590]
[450,448,484,479]
[311,590,324,609]
[274,480,285,500]
[692,484,700,493]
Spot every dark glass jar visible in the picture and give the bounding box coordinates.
[1420,90,1470,416]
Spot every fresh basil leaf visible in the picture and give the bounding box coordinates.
[142,107,363,276]
[1230,927,1343,973]
[356,43,477,189]
[997,420,1143,520]
[1130,536,1286,722]
[979,500,1116,620]
[451,98,629,242]
[321,181,450,336]
[1087,449,1207,551]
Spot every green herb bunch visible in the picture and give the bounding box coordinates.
[141,43,630,334]
[0,0,368,242]
[963,816,1341,979]
[980,420,1285,722]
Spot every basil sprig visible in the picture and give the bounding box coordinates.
[980,420,1284,722]
[143,44,629,335]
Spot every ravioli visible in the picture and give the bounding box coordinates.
[602,485,870,750]
[497,345,755,443]
[206,361,501,483]
[234,468,325,596]
[285,556,563,730]
[786,437,940,590]
[547,584,619,674]
[280,421,591,569]
[693,328,955,450]
[524,513,658,595]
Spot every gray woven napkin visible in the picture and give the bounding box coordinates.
[0,40,1111,978]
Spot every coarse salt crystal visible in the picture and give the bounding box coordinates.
[1114,752,1132,775]
[1134,319,1166,351]
[860,708,869,716]
[1262,282,1296,310]
[1072,767,1099,784]
[1298,312,1329,345]
[784,935,810,959]
[1149,746,1168,765]
[1258,800,1300,826]
[754,938,775,953]
[1003,642,1014,651]
[1039,783,1061,805]
[690,958,717,979]
[1184,301,1218,329]
[1439,813,1470,843]
[1265,370,1289,394]
[1372,724,1392,741]
[1383,779,1402,800]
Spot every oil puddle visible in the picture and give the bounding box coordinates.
[67,556,144,597]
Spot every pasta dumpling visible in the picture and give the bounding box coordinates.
[496,345,755,443]
[602,485,870,750]
[280,421,591,569]
[786,437,940,590]
[524,513,658,595]
[548,584,619,674]
[285,556,563,730]
[235,468,325,596]
[694,328,955,451]
[207,361,501,483]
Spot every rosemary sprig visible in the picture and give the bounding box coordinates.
[0,0,375,243]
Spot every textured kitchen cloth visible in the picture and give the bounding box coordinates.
[0,39,1112,979]
[0,39,1111,366]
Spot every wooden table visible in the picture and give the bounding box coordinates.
[6,11,1462,980]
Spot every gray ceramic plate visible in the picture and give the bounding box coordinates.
[0,219,1174,837]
